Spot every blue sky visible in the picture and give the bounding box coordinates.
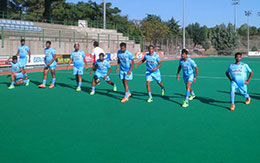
[66,0,260,28]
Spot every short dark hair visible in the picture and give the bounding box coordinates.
[181,49,188,54]
[93,41,99,47]
[99,53,105,57]
[235,52,242,58]
[20,39,25,43]
[120,42,126,47]
[12,56,17,60]
[46,41,51,45]
[148,45,154,49]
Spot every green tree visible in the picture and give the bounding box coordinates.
[212,23,238,55]
[167,17,181,38]
[141,14,169,46]
[186,23,207,47]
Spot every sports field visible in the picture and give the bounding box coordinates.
[0,57,260,163]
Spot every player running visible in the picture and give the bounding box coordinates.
[116,42,134,103]
[66,43,88,92]
[135,45,165,103]
[225,52,253,111]
[89,53,117,95]
[16,39,31,84]
[177,49,199,108]
[6,56,30,89]
[38,41,57,88]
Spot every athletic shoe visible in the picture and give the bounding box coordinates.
[25,79,30,86]
[182,101,189,108]
[245,98,251,105]
[38,84,46,88]
[161,89,165,96]
[230,104,235,111]
[189,95,196,101]
[49,84,55,88]
[121,97,129,103]
[113,85,117,92]
[147,97,153,103]
[90,90,95,95]
[8,85,15,89]
[76,87,81,92]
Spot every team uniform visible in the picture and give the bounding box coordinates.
[117,49,134,80]
[17,45,29,67]
[70,50,85,75]
[226,62,252,104]
[44,47,56,70]
[10,62,23,81]
[179,58,197,84]
[144,52,161,83]
[95,59,111,81]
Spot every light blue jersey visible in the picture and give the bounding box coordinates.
[71,50,85,68]
[226,62,252,87]
[95,59,111,81]
[95,59,111,74]
[144,52,160,72]
[10,62,21,72]
[117,49,134,72]
[18,45,29,58]
[179,58,197,79]
[44,47,56,66]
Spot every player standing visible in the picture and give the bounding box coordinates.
[116,42,134,103]
[90,41,105,75]
[226,52,253,111]
[16,39,31,86]
[66,43,88,91]
[38,41,57,88]
[177,49,199,108]
[89,53,117,95]
[135,45,165,103]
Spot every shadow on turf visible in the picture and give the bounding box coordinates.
[218,90,260,101]
[174,93,230,110]
[70,77,91,84]
[0,82,10,86]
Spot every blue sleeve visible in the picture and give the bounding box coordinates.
[156,55,160,62]
[129,52,134,60]
[52,49,56,55]
[26,46,29,51]
[226,65,231,73]
[82,51,85,58]
[70,53,73,59]
[10,62,14,66]
[106,61,111,69]
[190,60,197,68]
[245,64,252,73]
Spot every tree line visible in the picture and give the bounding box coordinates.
[5,0,260,54]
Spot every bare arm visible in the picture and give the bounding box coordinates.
[152,61,161,71]
[135,58,146,68]
[47,54,56,66]
[66,58,73,71]
[127,60,135,75]
[245,71,253,85]
[177,65,181,80]
[193,67,199,83]
[28,50,31,62]
[225,72,232,82]
[116,58,120,73]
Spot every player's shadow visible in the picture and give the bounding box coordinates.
[174,93,230,110]
[55,82,76,89]
[218,90,260,101]
[69,77,91,84]
[30,80,42,86]
[81,88,124,100]
[0,82,10,86]
[132,91,182,105]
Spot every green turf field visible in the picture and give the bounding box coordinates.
[1,57,260,163]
